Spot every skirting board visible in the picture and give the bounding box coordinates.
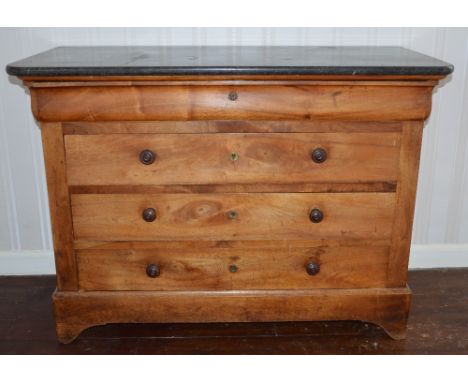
[0,245,467,275]
[0,250,56,275]
[409,244,468,269]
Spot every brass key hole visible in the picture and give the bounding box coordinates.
[227,210,238,220]
[229,265,238,273]
[228,91,238,101]
[230,152,239,161]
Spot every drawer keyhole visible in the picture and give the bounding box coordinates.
[227,210,238,220]
[229,265,238,273]
[230,152,239,161]
[228,91,238,101]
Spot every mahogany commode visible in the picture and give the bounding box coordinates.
[6,46,453,343]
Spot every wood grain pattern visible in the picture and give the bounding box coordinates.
[30,84,433,122]
[69,182,397,194]
[40,123,77,291]
[4,270,467,354]
[53,287,411,343]
[63,120,403,135]
[76,244,389,291]
[18,66,446,344]
[71,193,396,241]
[72,238,392,250]
[388,122,424,286]
[65,132,401,186]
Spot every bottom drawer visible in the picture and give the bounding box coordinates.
[77,242,389,291]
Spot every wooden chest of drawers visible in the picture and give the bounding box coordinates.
[7,46,453,343]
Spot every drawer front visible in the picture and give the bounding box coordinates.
[77,244,389,291]
[32,84,432,122]
[71,193,395,241]
[65,132,400,186]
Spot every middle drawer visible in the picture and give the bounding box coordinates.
[65,132,401,185]
[71,192,395,241]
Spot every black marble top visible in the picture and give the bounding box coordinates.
[6,46,454,77]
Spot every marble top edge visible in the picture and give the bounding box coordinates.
[6,46,454,77]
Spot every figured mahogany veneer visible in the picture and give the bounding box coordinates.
[7,44,452,344]
[65,132,401,185]
[35,81,429,344]
[76,243,390,291]
[30,84,433,122]
[71,193,395,241]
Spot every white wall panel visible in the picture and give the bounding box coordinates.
[444,30,468,243]
[425,29,466,243]
[0,27,467,272]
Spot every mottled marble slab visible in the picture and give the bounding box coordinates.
[6,46,454,77]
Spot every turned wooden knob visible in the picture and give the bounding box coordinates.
[306,262,320,276]
[146,264,160,278]
[139,149,156,165]
[309,208,324,223]
[142,208,157,222]
[311,148,327,163]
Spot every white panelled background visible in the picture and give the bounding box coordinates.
[0,27,467,274]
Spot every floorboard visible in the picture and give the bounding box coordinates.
[0,269,467,354]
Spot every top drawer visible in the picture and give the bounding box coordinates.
[65,132,400,186]
[31,84,432,122]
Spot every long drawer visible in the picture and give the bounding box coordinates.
[71,193,395,241]
[77,243,390,291]
[65,132,401,185]
[32,84,432,122]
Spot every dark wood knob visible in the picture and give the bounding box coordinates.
[309,208,324,223]
[311,148,327,163]
[139,149,156,165]
[228,91,238,101]
[306,262,320,276]
[142,208,157,222]
[146,264,160,278]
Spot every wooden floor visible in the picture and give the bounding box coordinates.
[0,269,467,354]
